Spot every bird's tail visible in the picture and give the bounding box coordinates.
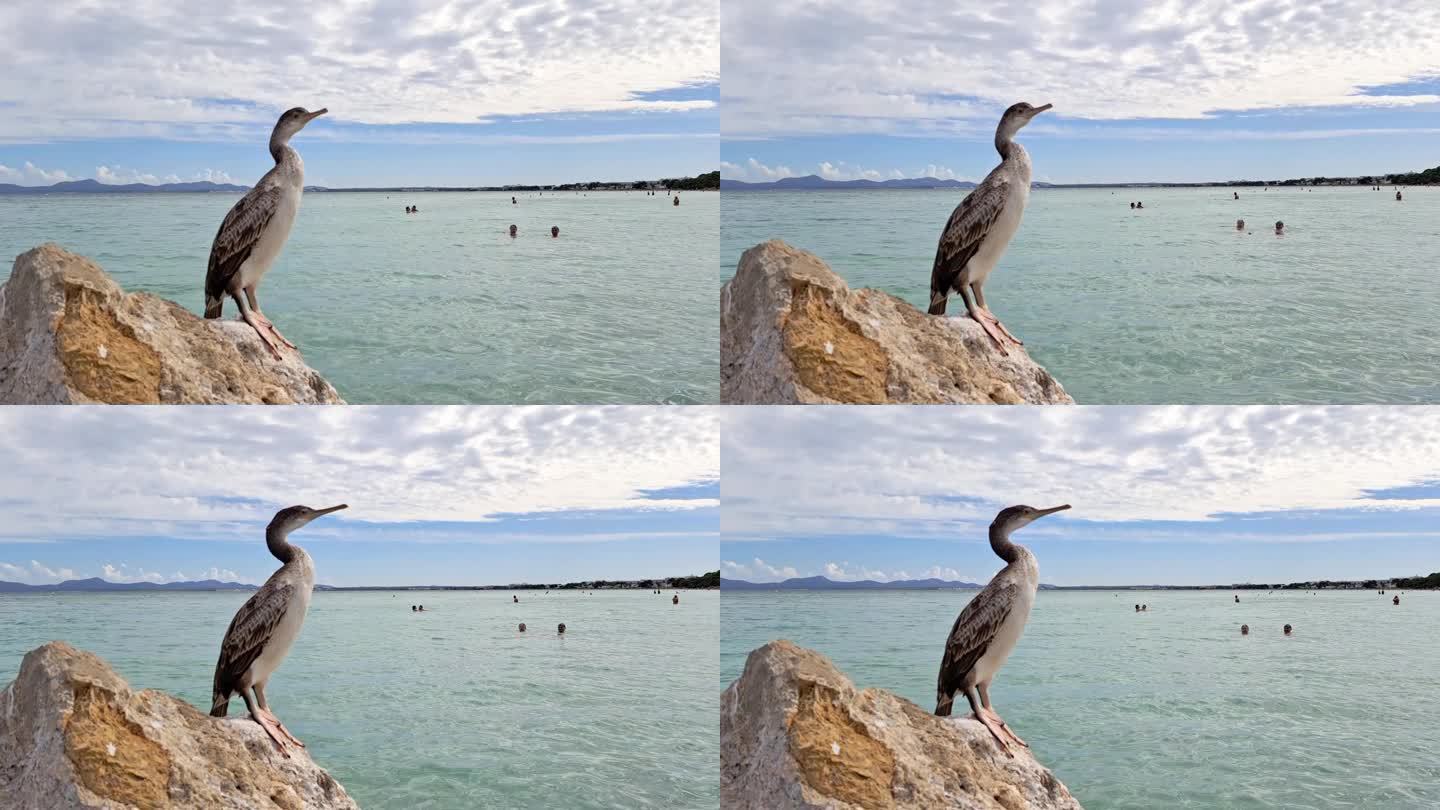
[210,671,230,716]
[927,292,948,316]
[935,694,954,717]
[204,296,224,320]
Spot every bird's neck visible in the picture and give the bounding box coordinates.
[995,125,1017,159]
[269,137,295,165]
[266,526,297,564]
[989,523,1021,564]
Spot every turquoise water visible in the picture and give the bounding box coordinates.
[0,589,719,809]
[721,187,1440,404]
[721,589,1440,809]
[0,191,719,404]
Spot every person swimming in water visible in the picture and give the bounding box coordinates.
[672,594,679,605]
[519,622,527,632]
[1236,219,1245,230]
[509,224,518,238]
[513,595,519,603]
[1275,220,1284,235]
[1233,191,1239,200]
[551,226,559,238]
[1241,624,1249,635]
[1283,624,1292,636]
[557,622,566,634]
[673,195,679,206]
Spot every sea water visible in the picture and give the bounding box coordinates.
[721,187,1440,404]
[0,589,719,809]
[721,589,1440,809]
[0,190,719,404]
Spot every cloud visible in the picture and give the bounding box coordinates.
[0,0,718,140]
[823,561,909,581]
[722,157,974,183]
[0,161,71,184]
[721,0,1440,136]
[0,559,77,584]
[0,406,720,543]
[721,557,799,581]
[722,406,1440,540]
[721,157,794,181]
[91,562,249,584]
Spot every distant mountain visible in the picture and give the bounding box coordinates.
[721,174,977,191]
[0,578,256,592]
[0,179,249,194]
[721,575,982,590]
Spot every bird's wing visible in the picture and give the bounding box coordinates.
[937,581,1018,698]
[205,185,282,301]
[928,176,1011,313]
[212,580,294,700]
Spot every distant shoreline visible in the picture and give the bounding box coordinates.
[720,171,1435,191]
[722,574,1437,591]
[1,571,721,593]
[0,171,720,196]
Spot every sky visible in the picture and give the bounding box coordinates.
[0,0,717,187]
[721,407,1440,587]
[720,0,1440,184]
[0,407,719,587]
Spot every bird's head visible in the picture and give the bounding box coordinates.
[272,106,328,143]
[268,503,347,536]
[991,503,1070,535]
[997,101,1052,141]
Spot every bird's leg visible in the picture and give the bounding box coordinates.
[243,286,296,350]
[253,682,305,748]
[960,285,1010,355]
[965,688,1013,756]
[978,683,1028,748]
[971,284,1023,346]
[241,687,291,757]
[233,292,284,360]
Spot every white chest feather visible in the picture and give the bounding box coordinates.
[247,554,314,685]
[967,148,1033,285]
[239,162,305,290]
[975,554,1038,684]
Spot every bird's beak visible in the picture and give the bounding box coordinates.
[306,108,328,121]
[1031,103,1053,116]
[314,503,348,516]
[1036,504,1070,517]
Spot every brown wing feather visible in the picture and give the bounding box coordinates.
[204,185,281,316]
[927,178,1010,315]
[936,581,1017,713]
[210,580,294,715]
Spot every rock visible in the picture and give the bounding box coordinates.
[0,641,358,810]
[720,241,1073,404]
[0,244,344,404]
[721,640,1083,810]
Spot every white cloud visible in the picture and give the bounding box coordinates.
[722,406,1440,539]
[721,0,1440,137]
[721,157,794,181]
[0,161,71,184]
[0,406,720,543]
[722,157,974,183]
[0,0,717,140]
[721,557,798,581]
[0,559,77,584]
[93,563,249,584]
